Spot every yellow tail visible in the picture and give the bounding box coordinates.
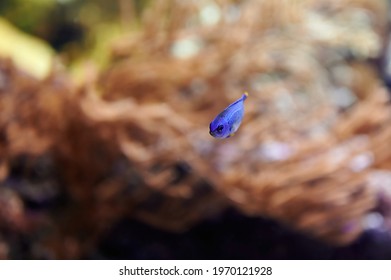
[243,91,249,100]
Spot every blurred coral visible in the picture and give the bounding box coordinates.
[1,0,391,259]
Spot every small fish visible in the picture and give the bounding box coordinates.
[209,92,248,138]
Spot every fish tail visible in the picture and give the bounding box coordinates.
[242,91,249,101]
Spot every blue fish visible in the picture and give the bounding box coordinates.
[209,92,248,138]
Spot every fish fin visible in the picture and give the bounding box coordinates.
[226,92,248,110]
[242,91,249,100]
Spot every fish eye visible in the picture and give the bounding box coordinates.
[216,125,224,133]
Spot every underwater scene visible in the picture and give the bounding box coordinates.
[1,0,391,259]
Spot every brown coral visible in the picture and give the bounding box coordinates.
[1,0,391,258]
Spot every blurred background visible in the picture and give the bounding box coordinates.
[1,0,391,259]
